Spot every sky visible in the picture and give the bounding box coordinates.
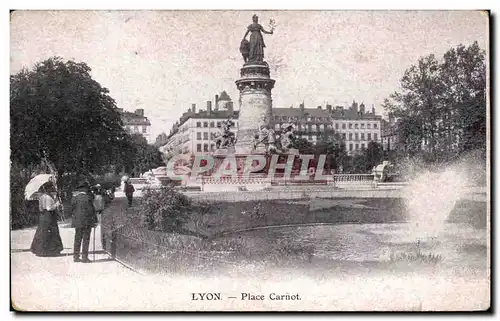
[10,10,488,140]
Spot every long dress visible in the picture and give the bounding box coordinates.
[248,23,265,62]
[30,193,64,256]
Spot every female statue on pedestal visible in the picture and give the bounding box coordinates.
[241,15,275,63]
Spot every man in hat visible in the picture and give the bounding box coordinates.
[71,181,98,263]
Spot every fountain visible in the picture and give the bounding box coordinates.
[402,167,468,240]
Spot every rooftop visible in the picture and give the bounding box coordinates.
[120,110,151,126]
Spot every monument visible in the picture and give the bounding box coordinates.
[202,15,304,185]
[234,14,276,155]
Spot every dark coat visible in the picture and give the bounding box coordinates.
[71,190,98,228]
[124,183,135,197]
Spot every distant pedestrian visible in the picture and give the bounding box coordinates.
[92,184,105,216]
[30,182,64,257]
[71,181,98,263]
[124,180,135,207]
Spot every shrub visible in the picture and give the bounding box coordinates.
[389,240,443,264]
[140,185,192,232]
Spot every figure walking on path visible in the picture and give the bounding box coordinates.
[124,180,135,207]
[92,184,105,216]
[30,182,64,257]
[71,182,97,263]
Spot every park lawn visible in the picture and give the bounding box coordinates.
[184,198,408,238]
[118,196,486,238]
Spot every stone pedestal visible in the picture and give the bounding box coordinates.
[234,63,275,155]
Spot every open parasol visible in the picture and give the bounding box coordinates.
[25,174,55,200]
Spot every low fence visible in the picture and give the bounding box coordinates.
[197,174,375,189]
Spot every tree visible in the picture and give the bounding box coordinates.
[314,132,347,172]
[129,134,164,177]
[364,141,384,172]
[10,57,130,194]
[290,137,314,154]
[383,42,486,163]
[154,132,168,147]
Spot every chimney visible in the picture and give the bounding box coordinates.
[359,103,365,114]
[299,102,305,111]
[372,104,376,114]
[388,112,394,123]
[135,109,144,117]
[207,101,212,114]
[351,100,358,112]
[326,104,332,112]
[215,95,219,111]
[191,103,196,114]
[227,101,234,113]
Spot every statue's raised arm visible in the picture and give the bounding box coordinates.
[240,15,275,64]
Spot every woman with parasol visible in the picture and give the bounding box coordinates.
[29,180,64,257]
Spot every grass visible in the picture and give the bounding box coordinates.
[184,197,407,238]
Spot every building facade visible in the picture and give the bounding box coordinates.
[161,93,239,158]
[272,101,382,156]
[162,96,383,158]
[120,108,153,143]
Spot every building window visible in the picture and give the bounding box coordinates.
[355,144,359,150]
[374,133,378,141]
[203,132,208,140]
[203,144,209,152]
[342,123,346,129]
[361,123,365,129]
[342,133,346,140]
[197,144,202,152]
[134,126,139,132]
[203,122,208,128]
[142,126,147,133]
[368,133,372,141]
[196,122,201,128]
[197,132,202,140]
[349,123,352,129]
[308,124,312,132]
[367,123,371,129]
[355,133,359,141]
[361,133,365,140]
[349,144,353,151]
[335,123,339,129]
[374,123,378,129]
[211,144,215,151]
[361,143,365,149]
[217,122,221,128]
[355,123,359,129]
[349,133,353,140]
[316,124,321,132]
[210,122,214,128]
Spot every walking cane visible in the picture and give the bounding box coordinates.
[93,225,96,262]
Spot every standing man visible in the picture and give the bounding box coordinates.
[71,181,97,263]
[124,180,135,207]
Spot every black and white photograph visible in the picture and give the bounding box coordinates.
[9,9,490,311]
